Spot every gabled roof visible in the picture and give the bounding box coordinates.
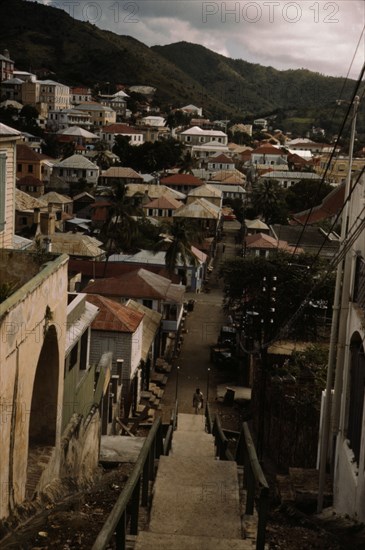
[84,268,185,303]
[245,219,269,231]
[173,198,221,219]
[245,232,302,253]
[57,126,98,139]
[16,143,49,161]
[143,196,183,210]
[160,174,204,186]
[125,184,185,201]
[188,183,222,198]
[101,166,143,179]
[86,294,144,333]
[209,170,246,184]
[15,189,47,211]
[180,126,227,137]
[54,154,99,170]
[44,233,104,257]
[41,191,72,203]
[208,153,234,164]
[73,191,95,201]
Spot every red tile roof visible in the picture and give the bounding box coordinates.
[160,174,204,186]
[16,144,51,162]
[86,294,143,332]
[102,124,141,134]
[208,154,234,163]
[252,145,285,155]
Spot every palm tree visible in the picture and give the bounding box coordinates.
[178,151,197,175]
[154,219,202,276]
[100,182,141,275]
[251,179,281,223]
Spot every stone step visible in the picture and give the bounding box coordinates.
[135,532,255,549]
[176,413,206,432]
[148,455,241,539]
[170,431,215,457]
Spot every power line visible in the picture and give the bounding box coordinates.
[291,60,365,256]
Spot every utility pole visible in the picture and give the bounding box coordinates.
[257,275,277,460]
[317,95,360,513]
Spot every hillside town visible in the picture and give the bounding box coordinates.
[1,43,365,549]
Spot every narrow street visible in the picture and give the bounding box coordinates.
[160,220,241,422]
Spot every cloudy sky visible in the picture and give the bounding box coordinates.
[34,0,364,77]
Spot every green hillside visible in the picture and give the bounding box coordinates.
[0,0,358,124]
[152,42,355,117]
[0,0,235,116]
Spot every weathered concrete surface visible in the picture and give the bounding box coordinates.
[135,531,254,549]
[99,436,146,463]
[136,412,245,548]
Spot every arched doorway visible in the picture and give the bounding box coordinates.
[347,332,365,465]
[27,325,59,498]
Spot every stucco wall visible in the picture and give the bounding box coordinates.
[0,136,16,248]
[0,254,68,519]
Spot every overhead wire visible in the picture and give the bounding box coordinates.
[290,56,365,256]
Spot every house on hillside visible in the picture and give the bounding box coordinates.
[83,268,185,356]
[258,170,321,189]
[207,153,235,172]
[75,102,116,129]
[187,183,223,209]
[16,175,44,197]
[243,232,303,258]
[107,248,207,292]
[178,126,227,146]
[143,195,183,220]
[172,197,221,237]
[16,144,53,185]
[101,123,144,149]
[86,294,144,420]
[251,144,288,167]
[99,166,143,186]
[52,154,99,191]
[160,173,204,195]
[0,49,14,82]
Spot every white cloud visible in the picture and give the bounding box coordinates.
[30,0,365,77]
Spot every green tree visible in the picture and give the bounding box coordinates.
[220,252,335,341]
[154,219,201,276]
[100,183,140,264]
[285,179,333,214]
[251,179,288,223]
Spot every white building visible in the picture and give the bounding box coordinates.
[179,126,228,147]
[327,171,365,521]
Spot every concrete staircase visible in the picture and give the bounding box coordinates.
[135,413,257,549]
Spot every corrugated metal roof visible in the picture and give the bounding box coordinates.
[55,154,99,170]
[86,294,144,333]
[84,268,185,303]
[173,198,221,219]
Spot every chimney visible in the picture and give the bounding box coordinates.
[47,204,55,236]
[3,49,9,59]
[33,207,41,225]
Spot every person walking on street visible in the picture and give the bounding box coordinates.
[193,388,204,414]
